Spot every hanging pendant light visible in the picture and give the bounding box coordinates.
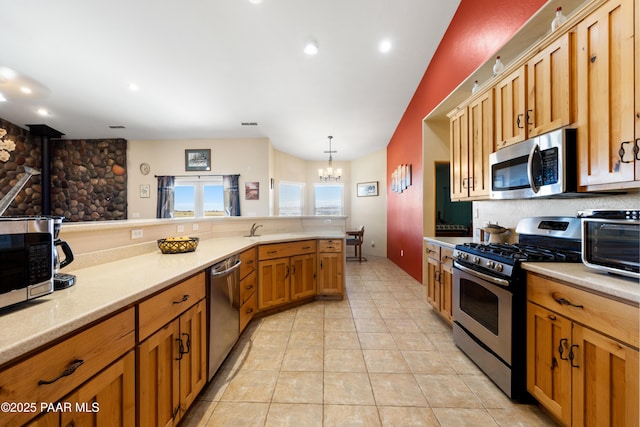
[318,136,342,181]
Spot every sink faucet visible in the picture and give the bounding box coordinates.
[249,223,263,237]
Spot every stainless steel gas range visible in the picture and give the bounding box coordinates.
[452,216,582,400]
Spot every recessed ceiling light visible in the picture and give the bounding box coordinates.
[379,39,392,53]
[20,86,32,94]
[249,0,263,4]
[37,108,50,116]
[0,92,6,102]
[128,83,140,91]
[304,40,319,55]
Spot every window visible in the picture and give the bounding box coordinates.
[174,177,225,218]
[279,181,304,216]
[314,184,343,215]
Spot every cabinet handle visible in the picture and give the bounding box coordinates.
[303,246,312,249]
[292,265,296,275]
[173,294,190,304]
[462,178,468,189]
[267,250,277,255]
[247,260,254,265]
[619,141,635,163]
[182,333,191,355]
[320,260,323,269]
[552,293,584,309]
[526,109,533,126]
[285,265,290,279]
[516,113,524,129]
[558,338,569,361]
[548,314,557,321]
[635,139,640,161]
[38,359,84,385]
[245,284,254,291]
[569,344,580,368]
[246,308,254,314]
[176,338,185,360]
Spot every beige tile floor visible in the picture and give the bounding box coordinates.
[182,256,559,427]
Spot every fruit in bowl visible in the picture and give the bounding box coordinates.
[157,236,199,254]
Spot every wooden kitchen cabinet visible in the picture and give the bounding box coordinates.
[138,274,207,427]
[424,241,453,324]
[448,88,493,201]
[576,0,639,190]
[495,67,527,148]
[239,247,257,332]
[495,32,574,151]
[257,240,317,310]
[317,239,344,296]
[526,273,639,426]
[0,308,135,427]
[291,253,317,300]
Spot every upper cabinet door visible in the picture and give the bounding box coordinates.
[449,107,469,201]
[495,67,527,149]
[467,89,494,198]
[526,32,574,138]
[577,0,637,189]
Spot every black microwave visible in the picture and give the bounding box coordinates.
[579,210,639,279]
[489,128,576,199]
[0,217,55,309]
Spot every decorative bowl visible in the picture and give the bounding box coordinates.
[157,237,199,254]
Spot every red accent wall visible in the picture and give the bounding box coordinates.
[387,0,546,281]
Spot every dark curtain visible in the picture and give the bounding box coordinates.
[223,174,240,216]
[156,176,175,218]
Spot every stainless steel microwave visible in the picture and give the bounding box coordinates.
[489,128,576,199]
[579,210,639,279]
[0,216,55,310]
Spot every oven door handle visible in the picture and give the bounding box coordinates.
[454,261,511,288]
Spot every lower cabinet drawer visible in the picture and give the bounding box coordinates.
[240,292,257,333]
[240,270,257,305]
[138,272,206,341]
[258,240,317,260]
[319,239,343,253]
[0,308,135,426]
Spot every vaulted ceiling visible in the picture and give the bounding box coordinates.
[1,0,460,161]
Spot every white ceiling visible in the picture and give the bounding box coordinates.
[0,0,460,161]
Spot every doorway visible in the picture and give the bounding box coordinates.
[435,163,472,237]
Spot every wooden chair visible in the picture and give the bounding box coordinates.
[346,225,365,262]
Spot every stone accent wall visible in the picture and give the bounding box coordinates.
[51,139,127,221]
[0,117,127,221]
[0,118,43,216]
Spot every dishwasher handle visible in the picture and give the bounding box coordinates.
[210,259,242,277]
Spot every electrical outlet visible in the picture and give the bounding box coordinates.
[371,240,375,247]
[177,225,185,233]
[131,229,143,239]
[192,223,199,231]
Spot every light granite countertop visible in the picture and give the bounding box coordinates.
[0,232,344,367]
[424,236,474,249]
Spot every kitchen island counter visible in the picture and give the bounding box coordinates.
[0,232,344,367]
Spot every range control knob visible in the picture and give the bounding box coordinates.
[495,264,504,272]
[487,261,495,269]
[473,256,480,264]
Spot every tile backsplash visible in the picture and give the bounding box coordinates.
[473,192,639,242]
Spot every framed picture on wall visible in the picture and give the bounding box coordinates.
[357,181,379,197]
[245,182,259,200]
[185,149,211,171]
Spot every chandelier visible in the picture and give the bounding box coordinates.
[318,136,342,181]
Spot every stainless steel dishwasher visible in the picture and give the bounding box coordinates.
[208,255,242,381]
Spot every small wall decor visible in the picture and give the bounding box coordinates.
[392,164,412,193]
[185,149,211,171]
[245,181,259,200]
[140,184,150,198]
[357,181,379,197]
